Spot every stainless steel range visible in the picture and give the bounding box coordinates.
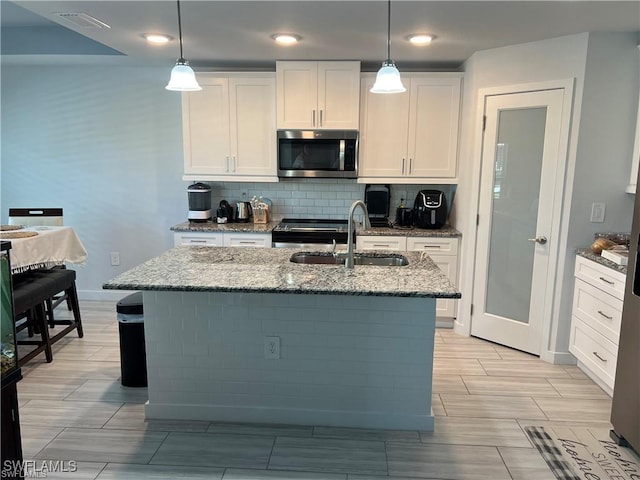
[272,218,350,249]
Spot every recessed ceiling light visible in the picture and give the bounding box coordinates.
[407,34,435,46]
[143,33,173,45]
[271,34,301,46]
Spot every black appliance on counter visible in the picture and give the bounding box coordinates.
[364,184,391,227]
[217,200,234,223]
[395,205,413,227]
[413,190,447,229]
[272,219,350,249]
[187,183,212,222]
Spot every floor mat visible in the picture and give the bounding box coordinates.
[525,426,640,480]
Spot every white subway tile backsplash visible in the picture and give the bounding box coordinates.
[210,181,456,220]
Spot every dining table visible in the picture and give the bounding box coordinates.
[0,226,88,273]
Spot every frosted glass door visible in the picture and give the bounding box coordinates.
[485,107,546,323]
[472,89,564,355]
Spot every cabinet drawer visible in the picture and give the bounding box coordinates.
[569,316,617,390]
[356,235,407,251]
[223,233,271,248]
[406,237,458,255]
[574,256,626,300]
[572,278,623,344]
[174,232,223,247]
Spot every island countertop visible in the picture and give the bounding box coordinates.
[103,246,460,299]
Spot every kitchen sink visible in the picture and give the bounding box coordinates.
[290,252,409,267]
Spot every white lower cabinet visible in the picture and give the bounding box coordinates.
[174,232,271,248]
[173,232,223,246]
[223,233,271,248]
[407,237,459,319]
[356,235,459,320]
[356,236,407,251]
[569,256,626,395]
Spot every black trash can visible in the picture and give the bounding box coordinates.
[117,292,147,387]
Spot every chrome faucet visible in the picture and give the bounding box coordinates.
[345,200,371,269]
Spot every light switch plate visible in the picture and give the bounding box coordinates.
[590,203,606,223]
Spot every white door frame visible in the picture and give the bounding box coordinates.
[460,79,575,363]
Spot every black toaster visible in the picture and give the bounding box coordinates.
[413,190,447,229]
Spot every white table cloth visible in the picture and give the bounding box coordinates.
[4,226,88,273]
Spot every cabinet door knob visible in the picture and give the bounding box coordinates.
[320,109,323,127]
[312,110,316,127]
[402,158,406,175]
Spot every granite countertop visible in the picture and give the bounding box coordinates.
[577,249,628,275]
[171,220,279,233]
[359,225,461,237]
[103,247,461,299]
[171,220,461,238]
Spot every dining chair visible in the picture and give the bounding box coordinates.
[7,208,71,328]
[8,208,64,227]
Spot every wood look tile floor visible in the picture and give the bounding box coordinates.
[13,301,629,479]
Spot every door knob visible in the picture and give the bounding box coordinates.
[528,236,548,245]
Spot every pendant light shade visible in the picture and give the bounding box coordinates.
[166,60,201,91]
[370,61,405,94]
[166,0,201,91]
[371,0,405,94]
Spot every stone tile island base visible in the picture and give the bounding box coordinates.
[142,291,436,431]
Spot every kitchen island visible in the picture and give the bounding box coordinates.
[103,246,460,430]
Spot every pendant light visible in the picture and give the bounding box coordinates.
[166,0,201,91]
[370,0,405,94]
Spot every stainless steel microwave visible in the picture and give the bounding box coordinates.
[277,130,358,179]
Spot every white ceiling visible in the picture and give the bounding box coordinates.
[2,0,639,69]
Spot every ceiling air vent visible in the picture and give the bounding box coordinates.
[55,13,111,29]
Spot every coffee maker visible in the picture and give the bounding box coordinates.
[187,183,212,222]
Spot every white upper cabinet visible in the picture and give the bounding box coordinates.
[183,73,278,182]
[276,61,361,129]
[359,73,462,183]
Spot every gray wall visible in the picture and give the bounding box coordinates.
[1,65,186,298]
[455,32,638,360]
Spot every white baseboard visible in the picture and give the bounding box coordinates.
[436,317,454,328]
[541,350,576,365]
[79,289,134,302]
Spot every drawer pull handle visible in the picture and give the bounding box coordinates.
[592,351,607,362]
[238,241,257,245]
[599,276,615,285]
[597,310,613,320]
[189,239,208,244]
[373,244,391,248]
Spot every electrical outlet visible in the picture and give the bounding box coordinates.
[264,336,280,359]
[110,251,120,266]
[590,203,606,223]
